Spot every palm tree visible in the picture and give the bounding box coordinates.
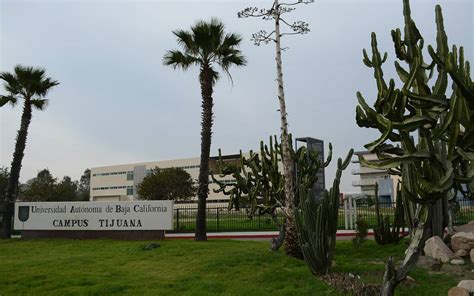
[0,65,59,238]
[163,19,246,241]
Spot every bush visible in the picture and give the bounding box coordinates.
[353,217,369,250]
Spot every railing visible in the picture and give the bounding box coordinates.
[172,201,474,233]
[172,206,286,233]
[454,199,474,225]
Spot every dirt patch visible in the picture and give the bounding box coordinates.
[321,273,380,296]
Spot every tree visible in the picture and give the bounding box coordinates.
[238,0,313,258]
[355,0,472,294]
[0,168,9,202]
[55,176,79,201]
[137,167,196,201]
[77,168,91,201]
[21,169,57,202]
[163,19,246,241]
[0,65,59,238]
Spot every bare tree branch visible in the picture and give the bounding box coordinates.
[279,0,314,6]
[251,30,276,46]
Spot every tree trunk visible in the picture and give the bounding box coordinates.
[273,0,301,258]
[195,64,214,241]
[1,99,32,239]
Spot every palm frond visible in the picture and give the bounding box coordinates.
[30,99,48,110]
[0,95,17,107]
[0,72,22,95]
[163,50,200,70]
[173,30,198,55]
[2,65,58,98]
[164,18,246,82]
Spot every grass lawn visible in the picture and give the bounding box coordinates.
[0,238,471,295]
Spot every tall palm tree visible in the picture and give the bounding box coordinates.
[0,65,59,238]
[163,19,246,241]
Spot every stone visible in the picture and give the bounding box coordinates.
[424,236,455,263]
[454,220,474,233]
[452,232,474,252]
[450,258,465,265]
[416,255,442,271]
[448,287,470,296]
[455,249,468,257]
[457,280,474,293]
[141,243,160,251]
[448,287,469,296]
[471,249,474,263]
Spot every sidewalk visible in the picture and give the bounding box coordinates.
[165,229,394,240]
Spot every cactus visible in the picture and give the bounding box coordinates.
[294,149,353,275]
[212,136,293,251]
[355,0,472,294]
[373,183,406,245]
[212,135,339,255]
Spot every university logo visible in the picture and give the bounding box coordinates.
[18,206,30,222]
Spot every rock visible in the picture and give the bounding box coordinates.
[471,249,474,263]
[455,249,468,257]
[457,280,474,293]
[141,243,160,251]
[450,258,465,265]
[454,220,474,233]
[416,255,442,271]
[452,232,474,252]
[424,236,455,263]
[448,287,469,296]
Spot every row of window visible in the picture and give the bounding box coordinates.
[92,185,134,196]
[93,165,200,180]
[92,171,132,177]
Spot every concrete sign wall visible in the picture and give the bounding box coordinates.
[14,201,173,231]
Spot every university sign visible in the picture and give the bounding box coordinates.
[14,201,173,232]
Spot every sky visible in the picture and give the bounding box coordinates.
[0,0,472,192]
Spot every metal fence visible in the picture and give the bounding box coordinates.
[173,206,286,233]
[172,200,474,233]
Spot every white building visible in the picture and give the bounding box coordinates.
[351,151,400,202]
[90,137,326,204]
[90,155,240,203]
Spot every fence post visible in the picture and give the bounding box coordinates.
[176,208,179,232]
[217,208,220,232]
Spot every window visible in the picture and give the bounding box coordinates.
[127,171,134,180]
[127,186,134,196]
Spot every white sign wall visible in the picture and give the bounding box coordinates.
[14,201,174,231]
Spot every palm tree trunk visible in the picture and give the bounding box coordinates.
[1,99,32,239]
[273,0,301,258]
[195,64,214,241]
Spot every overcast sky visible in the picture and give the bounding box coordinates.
[0,0,472,192]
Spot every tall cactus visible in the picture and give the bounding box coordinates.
[212,136,336,253]
[295,150,353,275]
[373,183,406,245]
[355,0,472,294]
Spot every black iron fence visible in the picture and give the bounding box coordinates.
[0,200,472,234]
[172,200,474,233]
[172,206,286,233]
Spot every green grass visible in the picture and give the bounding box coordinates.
[0,239,471,295]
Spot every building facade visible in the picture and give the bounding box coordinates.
[90,156,238,203]
[90,137,326,203]
[351,151,400,202]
